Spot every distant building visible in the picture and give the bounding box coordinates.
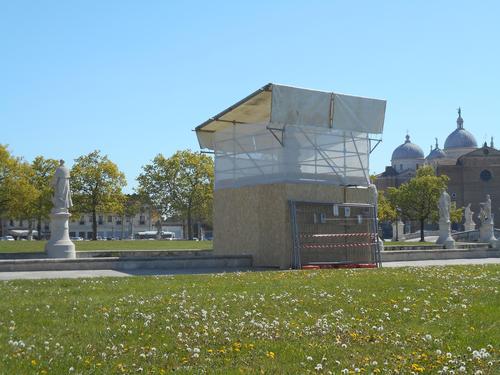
[375,108,499,229]
[2,210,185,240]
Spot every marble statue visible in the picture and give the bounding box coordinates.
[464,203,475,231]
[45,159,75,259]
[436,189,455,248]
[438,190,451,222]
[479,194,492,224]
[478,194,496,243]
[51,160,73,212]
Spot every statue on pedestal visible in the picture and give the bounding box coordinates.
[45,159,76,259]
[464,203,475,231]
[436,189,455,248]
[479,194,492,225]
[478,194,496,243]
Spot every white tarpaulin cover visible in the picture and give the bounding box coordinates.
[195,84,386,189]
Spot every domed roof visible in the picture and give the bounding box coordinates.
[426,139,446,160]
[391,134,424,161]
[444,108,478,149]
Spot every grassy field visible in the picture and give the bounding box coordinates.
[0,240,213,253]
[0,266,498,374]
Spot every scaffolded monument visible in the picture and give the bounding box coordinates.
[196,83,386,269]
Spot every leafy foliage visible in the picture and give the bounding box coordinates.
[71,150,126,240]
[137,150,213,239]
[386,165,449,241]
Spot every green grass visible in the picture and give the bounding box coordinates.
[0,240,213,253]
[1,266,499,374]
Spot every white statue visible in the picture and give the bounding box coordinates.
[45,159,76,259]
[464,203,476,227]
[438,190,451,222]
[51,160,73,211]
[479,194,492,224]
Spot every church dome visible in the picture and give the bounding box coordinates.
[391,134,424,161]
[444,109,478,149]
[426,139,446,160]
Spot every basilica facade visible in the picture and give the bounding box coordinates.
[375,109,498,228]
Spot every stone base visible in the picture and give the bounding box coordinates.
[479,222,496,243]
[436,219,452,244]
[464,223,476,232]
[444,239,456,249]
[45,211,76,259]
[392,221,405,241]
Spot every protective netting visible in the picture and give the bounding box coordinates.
[214,123,371,189]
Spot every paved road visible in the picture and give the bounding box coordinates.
[0,259,499,280]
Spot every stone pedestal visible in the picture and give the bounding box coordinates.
[436,218,454,247]
[45,211,75,258]
[479,221,496,244]
[392,221,405,241]
[464,222,476,231]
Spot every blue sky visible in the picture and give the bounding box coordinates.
[1,1,499,191]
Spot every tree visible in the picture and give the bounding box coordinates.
[31,156,59,239]
[0,145,17,235]
[137,150,213,240]
[386,165,449,242]
[2,160,40,239]
[71,150,126,240]
[377,190,397,223]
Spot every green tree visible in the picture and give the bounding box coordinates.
[71,150,126,240]
[0,145,17,235]
[386,165,449,242]
[31,156,59,239]
[2,160,40,239]
[377,190,397,223]
[137,150,213,240]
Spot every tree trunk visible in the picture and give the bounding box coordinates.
[92,209,97,240]
[156,220,162,240]
[37,217,42,240]
[27,219,34,241]
[420,218,425,242]
[187,206,192,240]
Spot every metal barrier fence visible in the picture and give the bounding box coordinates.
[290,201,381,269]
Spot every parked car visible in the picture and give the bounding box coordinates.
[0,235,15,241]
[70,236,84,241]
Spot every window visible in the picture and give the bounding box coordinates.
[400,164,403,171]
[98,216,104,225]
[139,215,146,225]
[480,169,492,182]
[79,216,85,225]
[116,218,122,225]
[126,217,130,223]
[107,215,113,223]
[9,220,14,226]
[19,219,23,227]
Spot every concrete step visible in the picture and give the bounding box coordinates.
[381,248,500,262]
[0,254,252,272]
